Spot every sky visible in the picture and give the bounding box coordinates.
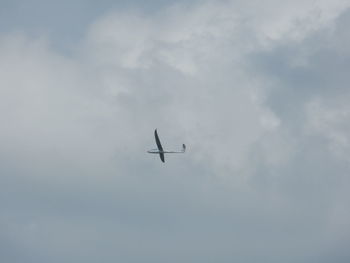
[1,0,350,262]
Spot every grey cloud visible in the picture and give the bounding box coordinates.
[0,0,199,52]
[250,8,350,118]
[245,8,350,262]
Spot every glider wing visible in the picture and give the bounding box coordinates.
[154,129,163,151]
[159,152,165,162]
[154,129,165,162]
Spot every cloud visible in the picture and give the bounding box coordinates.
[0,1,350,262]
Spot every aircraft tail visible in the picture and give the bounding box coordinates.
[182,144,186,153]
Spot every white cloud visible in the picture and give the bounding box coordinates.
[306,97,350,160]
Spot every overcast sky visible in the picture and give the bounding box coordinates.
[1,0,350,262]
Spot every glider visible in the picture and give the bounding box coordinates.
[147,129,186,163]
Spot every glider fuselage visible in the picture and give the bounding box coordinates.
[147,149,183,154]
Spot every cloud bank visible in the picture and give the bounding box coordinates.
[1,0,350,262]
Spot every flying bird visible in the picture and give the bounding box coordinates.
[147,129,186,162]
